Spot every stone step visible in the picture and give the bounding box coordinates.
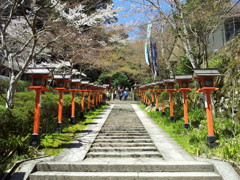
[101,126,145,128]
[100,131,148,133]
[103,122,143,124]
[29,171,221,180]
[101,128,146,131]
[103,124,144,126]
[96,136,151,139]
[36,161,215,172]
[92,143,156,147]
[94,139,153,143]
[86,151,162,158]
[98,133,149,136]
[89,147,158,152]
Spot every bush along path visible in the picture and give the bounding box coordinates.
[0,91,107,176]
[139,104,240,166]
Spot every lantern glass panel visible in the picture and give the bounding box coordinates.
[198,80,203,88]
[57,81,65,88]
[71,84,76,89]
[33,78,42,86]
[181,82,189,88]
[160,85,165,89]
[44,79,48,87]
[168,84,174,89]
[204,79,214,87]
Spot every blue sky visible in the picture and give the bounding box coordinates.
[113,0,140,25]
[113,0,150,39]
[113,0,240,39]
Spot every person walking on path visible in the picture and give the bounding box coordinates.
[117,87,123,100]
[113,89,117,100]
[123,88,128,100]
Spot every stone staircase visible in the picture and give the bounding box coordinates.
[29,104,222,180]
[86,106,162,158]
[30,161,222,180]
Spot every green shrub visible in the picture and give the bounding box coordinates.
[0,91,107,173]
[140,103,240,164]
[188,108,205,128]
[0,78,30,93]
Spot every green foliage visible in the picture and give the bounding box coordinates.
[0,78,9,94]
[40,105,107,155]
[174,56,193,74]
[208,56,224,68]
[0,90,106,173]
[140,104,240,164]
[0,78,30,94]
[145,90,152,100]
[96,72,111,84]
[112,72,131,88]
[188,108,205,128]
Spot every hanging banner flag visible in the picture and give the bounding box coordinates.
[150,39,158,78]
[145,23,152,66]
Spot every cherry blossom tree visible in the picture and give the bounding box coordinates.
[0,0,119,108]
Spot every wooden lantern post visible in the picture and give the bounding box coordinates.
[91,85,96,111]
[157,81,166,116]
[53,74,72,132]
[69,79,81,124]
[139,85,146,106]
[138,86,145,105]
[95,85,99,108]
[142,84,148,105]
[193,69,221,147]
[149,83,156,107]
[95,85,104,107]
[175,75,193,129]
[99,85,104,105]
[25,67,55,146]
[164,79,176,122]
[79,81,89,119]
[143,86,148,106]
[154,81,164,112]
[103,84,110,104]
[136,85,141,103]
[87,83,94,111]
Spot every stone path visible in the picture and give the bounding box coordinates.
[86,104,162,159]
[24,102,238,179]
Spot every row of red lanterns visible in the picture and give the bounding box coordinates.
[136,68,222,147]
[25,67,109,146]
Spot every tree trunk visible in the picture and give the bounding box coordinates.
[6,76,17,109]
[174,0,197,69]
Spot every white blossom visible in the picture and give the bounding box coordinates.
[39,60,70,69]
[50,0,121,32]
[109,34,127,44]
[6,17,32,43]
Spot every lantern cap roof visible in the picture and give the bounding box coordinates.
[53,74,72,80]
[71,78,81,83]
[81,81,89,85]
[174,74,193,80]
[94,84,101,88]
[149,82,156,86]
[103,84,109,87]
[25,67,55,75]
[155,81,163,85]
[163,78,175,83]
[193,68,221,77]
